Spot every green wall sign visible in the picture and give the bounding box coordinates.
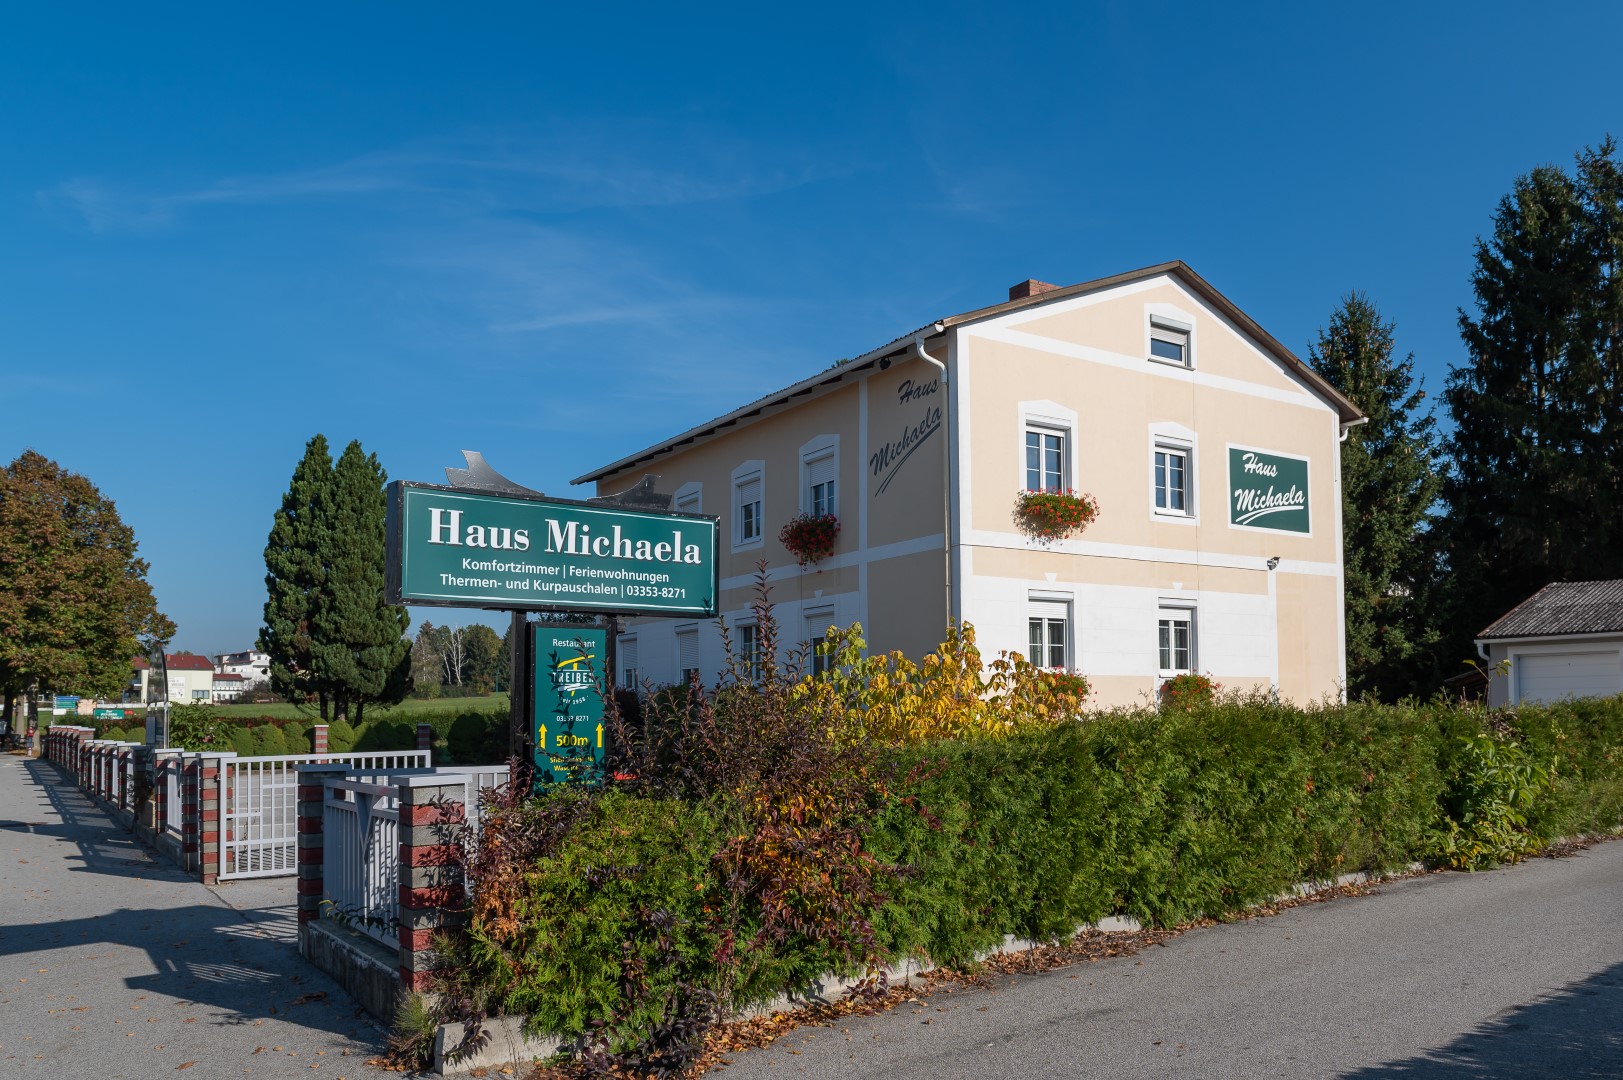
[1227,446,1311,534]
[386,482,718,617]
[532,626,607,786]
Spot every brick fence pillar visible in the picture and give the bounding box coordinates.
[415,723,433,753]
[312,725,329,754]
[180,754,201,872]
[396,775,469,992]
[197,752,233,884]
[294,763,350,927]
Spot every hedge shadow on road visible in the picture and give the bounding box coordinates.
[1339,959,1623,1078]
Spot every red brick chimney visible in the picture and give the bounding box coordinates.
[1009,279,1061,301]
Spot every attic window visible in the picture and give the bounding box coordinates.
[1149,316,1192,368]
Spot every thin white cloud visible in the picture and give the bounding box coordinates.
[43,124,850,233]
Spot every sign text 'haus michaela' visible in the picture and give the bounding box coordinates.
[386,483,719,618]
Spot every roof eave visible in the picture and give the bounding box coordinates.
[571,323,947,486]
[573,260,1365,486]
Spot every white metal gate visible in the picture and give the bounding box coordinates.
[322,778,401,946]
[221,751,430,880]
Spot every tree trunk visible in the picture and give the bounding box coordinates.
[319,690,330,722]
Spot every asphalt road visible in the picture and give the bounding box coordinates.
[0,754,387,1080]
[716,838,1623,1079]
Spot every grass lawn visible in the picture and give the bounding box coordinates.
[207,693,510,719]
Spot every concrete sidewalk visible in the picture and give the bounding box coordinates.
[0,753,388,1079]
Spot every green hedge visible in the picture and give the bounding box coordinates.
[458,693,1623,1045]
[80,703,512,760]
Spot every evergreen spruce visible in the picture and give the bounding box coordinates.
[309,441,410,724]
[1443,139,1623,658]
[259,435,333,717]
[1308,294,1443,699]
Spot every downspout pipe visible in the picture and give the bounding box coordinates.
[912,331,952,625]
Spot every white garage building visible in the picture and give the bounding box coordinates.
[1477,580,1623,707]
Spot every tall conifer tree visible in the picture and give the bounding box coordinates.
[1308,294,1442,699]
[309,441,410,724]
[260,435,333,717]
[1443,140,1623,658]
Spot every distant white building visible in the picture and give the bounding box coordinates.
[212,673,250,703]
[215,649,270,688]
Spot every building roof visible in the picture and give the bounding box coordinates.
[572,261,1366,486]
[214,672,248,682]
[132,654,217,671]
[1477,580,1623,639]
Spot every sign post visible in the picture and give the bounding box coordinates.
[386,469,717,787]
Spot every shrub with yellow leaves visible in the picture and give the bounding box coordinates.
[802,622,1089,745]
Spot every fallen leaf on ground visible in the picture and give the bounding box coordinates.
[176,1063,197,1071]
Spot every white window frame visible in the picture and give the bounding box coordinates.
[620,635,639,689]
[673,482,702,516]
[736,620,763,681]
[1027,595,1072,671]
[1148,424,1197,523]
[1156,604,1196,677]
[804,605,836,677]
[731,460,764,551]
[1017,400,1080,496]
[1146,311,1195,370]
[799,436,839,518]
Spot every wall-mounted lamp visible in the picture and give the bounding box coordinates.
[878,356,892,371]
[1266,556,1281,570]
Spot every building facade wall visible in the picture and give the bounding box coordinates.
[949,276,1345,706]
[598,362,948,687]
[592,271,1348,706]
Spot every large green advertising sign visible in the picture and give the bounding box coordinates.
[386,482,718,617]
[533,626,607,786]
[1227,446,1311,534]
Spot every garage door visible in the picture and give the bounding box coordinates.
[1516,650,1623,704]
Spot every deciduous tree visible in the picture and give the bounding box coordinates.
[0,451,173,730]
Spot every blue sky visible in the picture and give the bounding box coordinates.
[4,2,1620,654]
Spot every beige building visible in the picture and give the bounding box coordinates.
[129,654,217,706]
[575,262,1364,708]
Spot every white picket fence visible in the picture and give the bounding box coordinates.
[223,751,431,880]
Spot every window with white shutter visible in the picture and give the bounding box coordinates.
[732,464,764,548]
[805,451,837,517]
[677,628,699,684]
[621,637,639,688]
